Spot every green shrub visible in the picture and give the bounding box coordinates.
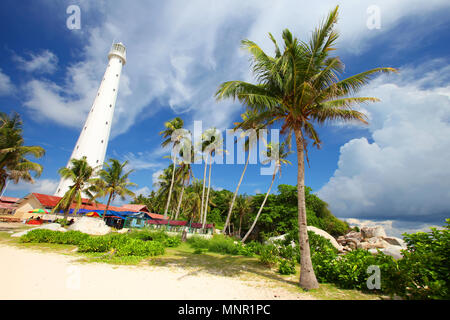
[164,236,181,248]
[278,259,296,275]
[20,229,55,243]
[187,235,210,249]
[207,235,240,255]
[259,245,279,267]
[244,241,263,255]
[78,236,111,253]
[392,221,450,300]
[115,239,164,257]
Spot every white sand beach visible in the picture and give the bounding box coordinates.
[0,245,314,300]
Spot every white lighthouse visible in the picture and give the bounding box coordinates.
[55,42,127,197]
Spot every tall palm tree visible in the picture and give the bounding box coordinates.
[216,5,397,289]
[0,112,45,194]
[200,128,224,228]
[241,143,291,243]
[52,157,98,219]
[159,117,188,218]
[223,110,263,234]
[92,159,137,220]
[234,194,252,238]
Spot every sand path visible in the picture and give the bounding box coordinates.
[0,245,314,300]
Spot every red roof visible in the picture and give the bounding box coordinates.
[30,193,139,212]
[121,204,149,212]
[145,212,165,220]
[0,196,20,204]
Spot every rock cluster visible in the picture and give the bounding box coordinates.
[337,226,406,259]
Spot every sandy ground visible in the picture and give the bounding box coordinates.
[0,245,314,300]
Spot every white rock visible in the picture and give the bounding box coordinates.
[11,223,66,237]
[383,246,404,260]
[307,226,343,251]
[382,236,406,248]
[117,228,129,234]
[361,226,386,239]
[68,217,111,236]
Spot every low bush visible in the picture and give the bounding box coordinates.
[259,244,279,267]
[278,259,296,275]
[115,239,164,257]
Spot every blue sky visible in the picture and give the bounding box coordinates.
[1,0,449,236]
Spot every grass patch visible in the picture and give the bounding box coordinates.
[307,283,383,300]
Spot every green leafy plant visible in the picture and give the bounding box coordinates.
[278,259,296,275]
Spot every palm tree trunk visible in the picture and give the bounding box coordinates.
[103,193,113,221]
[175,186,184,220]
[200,153,208,223]
[164,155,177,219]
[202,154,213,229]
[294,127,319,290]
[223,149,250,234]
[241,172,276,243]
[238,215,243,238]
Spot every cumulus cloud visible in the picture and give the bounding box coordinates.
[318,61,450,227]
[21,0,450,138]
[0,69,15,96]
[14,50,58,74]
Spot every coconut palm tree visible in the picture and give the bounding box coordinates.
[0,112,45,194]
[234,194,252,238]
[159,117,188,218]
[222,110,263,234]
[52,157,99,219]
[200,128,224,228]
[241,143,291,243]
[92,159,137,220]
[216,5,397,289]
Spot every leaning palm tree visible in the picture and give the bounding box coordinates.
[0,112,45,194]
[52,157,99,219]
[223,110,263,234]
[159,117,188,218]
[92,159,137,220]
[241,143,291,243]
[234,194,252,238]
[216,6,397,289]
[200,128,225,228]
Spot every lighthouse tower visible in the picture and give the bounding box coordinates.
[55,42,127,197]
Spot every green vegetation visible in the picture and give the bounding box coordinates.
[215,5,396,290]
[52,157,98,218]
[92,158,137,220]
[0,111,45,194]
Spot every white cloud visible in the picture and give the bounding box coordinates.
[0,69,15,96]
[14,50,58,74]
[22,0,449,138]
[318,61,450,226]
[7,179,59,196]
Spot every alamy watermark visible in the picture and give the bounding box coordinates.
[66,5,81,30]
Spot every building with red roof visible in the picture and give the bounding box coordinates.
[0,196,20,215]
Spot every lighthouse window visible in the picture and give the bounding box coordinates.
[101,140,104,143]
[113,89,115,91]
[109,104,112,108]
[98,93,100,96]
[76,146,79,149]
[84,127,87,130]
[106,121,108,125]
[96,160,99,163]
[116,74,118,77]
